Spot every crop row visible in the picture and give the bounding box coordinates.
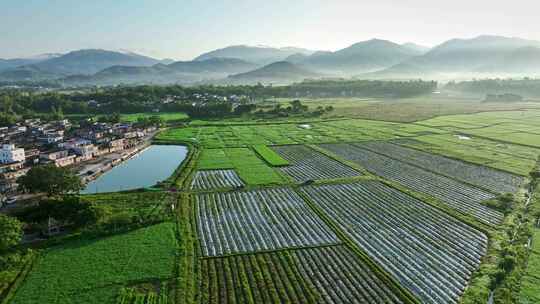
[301,181,488,304]
[191,170,245,190]
[272,145,362,182]
[195,188,339,257]
[116,285,168,304]
[320,143,502,225]
[358,141,522,193]
[199,245,403,304]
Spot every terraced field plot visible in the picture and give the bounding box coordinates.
[301,181,488,304]
[272,145,361,182]
[320,143,502,225]
[10,223,176,304]
[199,245,405,304]
[196,187,339,257]
[357,141,523,193]
[394,135,540,176]
[197,148,286,185]
[191,169,244,190]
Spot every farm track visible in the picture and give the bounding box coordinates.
[357,141,523,193]
[271,145,361,182]
[195,187,339,257]
[320,143,503,225]
[301,181,488,304]
[191,170,244,190]
[198,245,404,304]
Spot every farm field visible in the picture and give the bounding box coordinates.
[120,112,189,122]
[418,110,540,147]
[271,96,540,122]
[272,144,361,182]
[195,187,339,257]
[356,141,523,193]
[9,106,540,304]
[198,245,406,304]
[156,118,446,148]
[190,169,244,190]
[320,143,502,225]
[196,148,286,185]
[252,145,289,166]
[9,223,177,304]
[394,135,540,176]
[301,181,488,304]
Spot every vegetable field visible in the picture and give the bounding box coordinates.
[357,141,523,193]
[271,145,361,182]
[10,223,177,304]
[393,135,540,176]
[156,118,446,148]
[320,143,502,225]
[253,145,289,166]
[301,181,488,304]
[418,110,540,148]
[197,148,286,185]
[195,188,339,257]
[198,245,405,304]
[191,169,244,190]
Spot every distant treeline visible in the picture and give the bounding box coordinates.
[445,78,540,97]
[285,79,437,98]
[0,79,436,120]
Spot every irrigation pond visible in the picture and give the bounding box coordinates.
[82,145,187,194]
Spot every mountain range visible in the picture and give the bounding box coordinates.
[2,35,540,86]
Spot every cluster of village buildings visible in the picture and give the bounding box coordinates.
[0,118,157,196]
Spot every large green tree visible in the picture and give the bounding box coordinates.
[18,165,83,196]
[0,214,23,252]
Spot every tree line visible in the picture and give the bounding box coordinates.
[445,78,540,97]
[0,79,436,121]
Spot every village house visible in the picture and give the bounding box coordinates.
[59,139,99,158]
[40,150,76,167]
[0,144,26,164]
[108,138,125,152]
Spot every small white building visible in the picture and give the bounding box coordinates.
[0,144,25,164]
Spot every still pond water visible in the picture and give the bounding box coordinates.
[82,145,187,194]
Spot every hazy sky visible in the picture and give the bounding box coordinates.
[2,0,539,60]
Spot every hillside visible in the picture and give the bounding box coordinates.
[0,53,62,72]
[372,35,540,78]
[298,39,423,75]
[0,49,162,81]
[168,57,256,74]
[64,58,257,86]
[477,46,540,74]
[194,45,315,65]
[227,61,320,84]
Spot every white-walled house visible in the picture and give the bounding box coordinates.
[0,144,25,164]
